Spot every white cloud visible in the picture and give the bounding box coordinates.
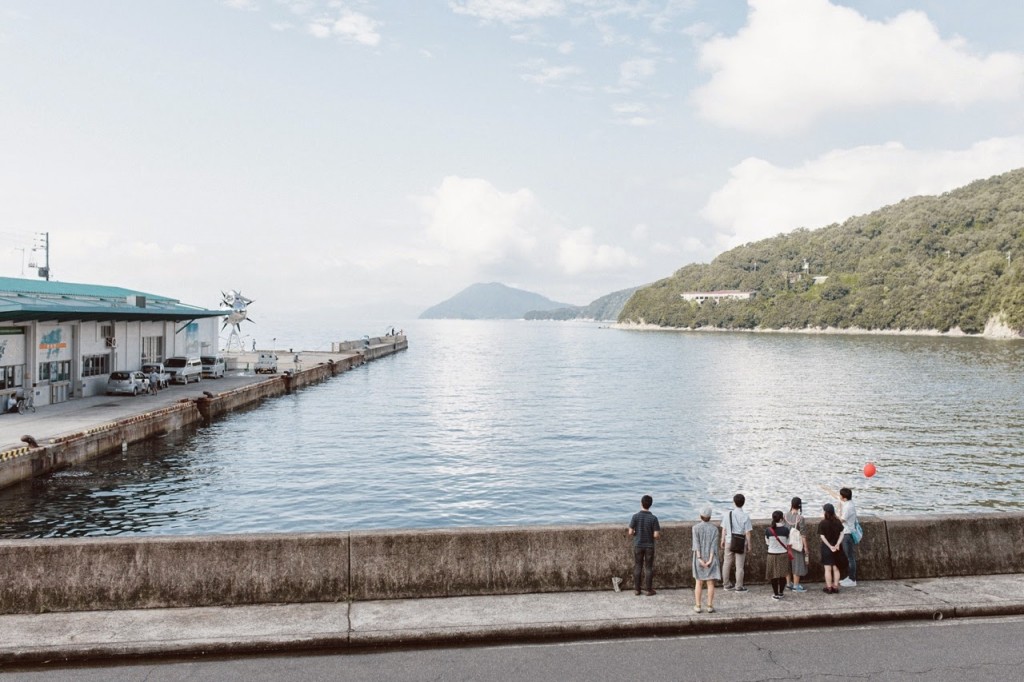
[308,8,381,46]
[702,136,1024,247]
[307,22,330,38]
[521,59,583,85]
[693,0,1024,134]
[611,101,654,126]
[449,0,566,23]
[417,176,542,266]
[618,57,656,88]
[224,0,258,10]
[558,227,640,275]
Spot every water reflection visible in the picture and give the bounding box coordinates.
[1,322,1023,538]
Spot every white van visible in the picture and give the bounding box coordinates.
[165,356,203,384]
[201,355,226,379]
[255,352,278,374]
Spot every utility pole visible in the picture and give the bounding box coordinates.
[34,232,50,280]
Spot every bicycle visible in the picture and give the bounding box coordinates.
[17,394,36,414]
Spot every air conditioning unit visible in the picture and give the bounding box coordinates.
[105,337,117,348]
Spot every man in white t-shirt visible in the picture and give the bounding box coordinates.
[720,493,753,592]
[839,487,858,587]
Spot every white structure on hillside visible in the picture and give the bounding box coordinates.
[680,290,756,303]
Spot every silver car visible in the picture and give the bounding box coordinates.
[106,371,150,396]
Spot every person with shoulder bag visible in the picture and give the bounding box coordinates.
[785,496,808,592]
[765,510,792,600]
[720,493,752,593]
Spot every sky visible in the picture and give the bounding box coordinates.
[2,0,1024,325]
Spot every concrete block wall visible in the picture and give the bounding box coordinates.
[0,534,348,614]
[0,513,1020,614]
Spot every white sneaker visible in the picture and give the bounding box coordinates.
[839,578,857,587]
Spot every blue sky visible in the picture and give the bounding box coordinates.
[2,0,1023,321]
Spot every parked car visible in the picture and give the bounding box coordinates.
[106,371,150,396]
[141,362,171,389]
[201,355,226,379]
[164,356,203,384]
[254,352,278,374]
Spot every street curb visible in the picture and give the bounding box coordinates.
[5,602,1024,666]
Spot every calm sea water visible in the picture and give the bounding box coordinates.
[1,320,1023,538]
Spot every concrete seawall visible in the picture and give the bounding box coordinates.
[0,336,407,489]
[1,512,1019,614]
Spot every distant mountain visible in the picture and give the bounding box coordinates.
[419,282,575,320]
[524,286,644,321]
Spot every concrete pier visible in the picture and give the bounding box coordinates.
[0,335,407,490]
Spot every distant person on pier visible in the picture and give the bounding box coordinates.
[720,493,752,593]
[148,369,159,394]
[5,394,16,413]
[692,504,720,612]
[627,494,661,596]
[252,339,256,352]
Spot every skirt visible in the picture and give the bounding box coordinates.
[765,552,790,580]
[790,548,808,577]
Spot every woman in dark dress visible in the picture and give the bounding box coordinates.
[818,503,845,594]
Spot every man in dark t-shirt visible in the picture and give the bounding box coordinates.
[628,494,661,595]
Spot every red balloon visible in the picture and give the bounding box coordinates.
[864,462,877,478]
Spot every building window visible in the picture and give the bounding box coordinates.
[39,360,72,382]
[141,336,164,363]
[82,354,111,377]
[0,365,24,390]
[100,324,114,341]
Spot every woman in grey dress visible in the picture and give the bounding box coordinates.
[785,496,808,592]
[692,505,721,613]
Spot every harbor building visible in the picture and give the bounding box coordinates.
[0,277,222,406]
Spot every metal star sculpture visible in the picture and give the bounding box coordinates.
[221,290,255,332]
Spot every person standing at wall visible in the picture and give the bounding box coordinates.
[720,493,752,593]
[692,504,720,612]
[765,510,791,600]
[785,497,808,592]
[838,487,859,587]
[819,503,845,594]
[628,494,661,596]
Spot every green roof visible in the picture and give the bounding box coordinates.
[0,277,223,323]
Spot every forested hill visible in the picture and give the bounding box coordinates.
[619,168,1024,335]
[524,285,642,321]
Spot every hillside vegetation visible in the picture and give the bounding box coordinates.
[525,285,643,321]
[619,168,1024,335]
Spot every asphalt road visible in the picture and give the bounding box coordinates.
[4,615,1022,681]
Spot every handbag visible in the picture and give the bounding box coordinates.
[788,517,803,552]
[852,519,864,544]
[769,526,794,560]
[728,511,746,553]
